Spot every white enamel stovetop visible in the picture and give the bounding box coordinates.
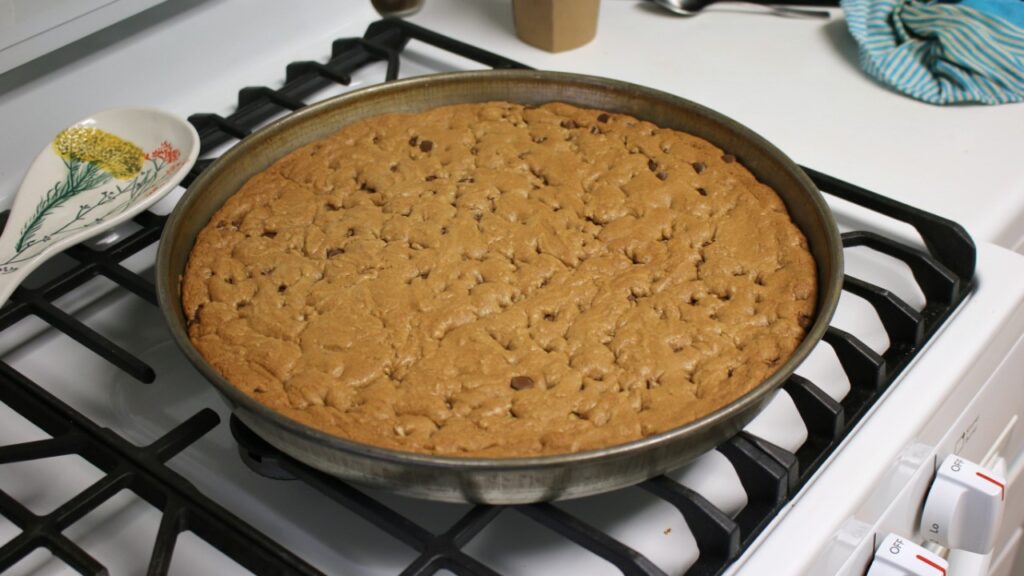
[2,1,1024,575]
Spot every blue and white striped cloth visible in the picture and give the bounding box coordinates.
[842,0,1024,104]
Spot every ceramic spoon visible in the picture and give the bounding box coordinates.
[0,108,199,308]
[652,0,831,18]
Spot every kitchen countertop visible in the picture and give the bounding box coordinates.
[1,0,1022,250]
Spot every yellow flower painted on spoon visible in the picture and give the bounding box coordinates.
[52,126,144,180]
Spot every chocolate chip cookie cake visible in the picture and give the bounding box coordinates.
[181,101,816,458]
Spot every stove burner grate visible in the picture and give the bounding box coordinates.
[0,18,975,576]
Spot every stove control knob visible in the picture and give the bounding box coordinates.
[867,533,948,576]
[920,453,1005,553]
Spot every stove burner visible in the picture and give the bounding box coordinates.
[0,18,976,576]
[234,421,297,482]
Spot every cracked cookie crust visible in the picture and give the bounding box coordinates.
[182,101,816,457]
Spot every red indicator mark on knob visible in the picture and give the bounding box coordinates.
[916,554,947,575]
[976,471,1005,501]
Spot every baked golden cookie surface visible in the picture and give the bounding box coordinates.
[182,102,816,457]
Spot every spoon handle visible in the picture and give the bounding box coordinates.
[746,2,831,18]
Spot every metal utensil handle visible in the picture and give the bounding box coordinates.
[752,2,832,18]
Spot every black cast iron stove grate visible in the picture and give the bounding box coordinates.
[0,18,975,576]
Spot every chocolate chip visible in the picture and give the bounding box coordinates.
[419,140,433,152]
[722,153,736,163]
[648,159,658,172]
[697,187,707,196]
[277,284,287,293]
[692,162,706,174]
[326,247,345,258]
[261,230,277,238]
[409,136,418,147]
[510,376,534,390]
[560,119,578,129]
[425,175,437,181]
[597,113,610,123]
[656,171,668,181]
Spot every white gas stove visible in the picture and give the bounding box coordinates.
[2,1,1024,575]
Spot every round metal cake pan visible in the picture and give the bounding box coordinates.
[156,70,843,504]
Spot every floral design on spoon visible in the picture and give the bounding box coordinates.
[0,108,199,308]
[4,128,185,268]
